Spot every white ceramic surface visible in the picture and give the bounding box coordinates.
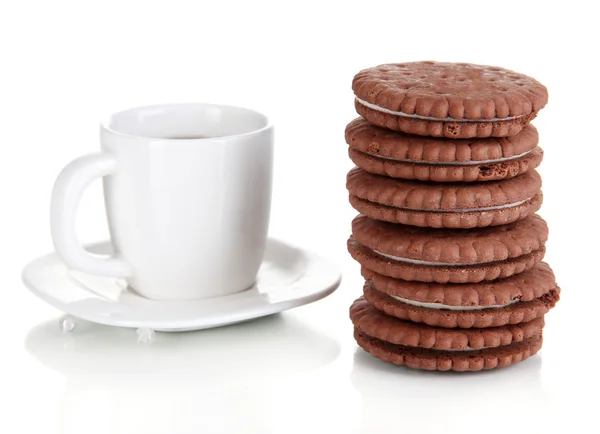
[50,103,273,300]
[22,239,341,331]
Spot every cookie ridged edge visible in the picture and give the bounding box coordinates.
[356,101,537,138]
[354,329,542,371]
[347,167,541,210]
[362,262,556,307]
[348,237,546,283]
[351,214,548,264]
[348,147,543,182]
[350,297,545,349]
[345,118,540,163]
[363,283,560,328]
[349,193,542,228]
[352,62,548,120]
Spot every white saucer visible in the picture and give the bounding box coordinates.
[22,239,341,332]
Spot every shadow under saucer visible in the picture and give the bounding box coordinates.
[25,313,340,434]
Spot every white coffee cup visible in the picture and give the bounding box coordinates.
[50,103,273,300]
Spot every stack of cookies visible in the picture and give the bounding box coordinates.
[346,61,559,371]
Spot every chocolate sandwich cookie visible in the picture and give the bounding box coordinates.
[352,61,548,138]
[347,167,542,228]
[362,263,560,328]
[345,118,543,182]
[348,214,548,283]
[354,329,542,372]
[351,298,543,371]
[351,295,544,348]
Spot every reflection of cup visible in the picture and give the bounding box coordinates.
[50,103,273,300]
[351,349,548,434]
[26,314,339,434]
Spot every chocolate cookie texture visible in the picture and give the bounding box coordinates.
[347,168,542,228]
[345,61,555,371]
[363,281,560,329]
[346,118,542,182]
[352,62,548,138]
[348,214,548,283]
[362,262,556,307]
[354,329,542,371]
[350,297,545,349]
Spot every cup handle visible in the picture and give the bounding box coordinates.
[50,152,134,277]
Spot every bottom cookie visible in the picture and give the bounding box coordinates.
[354,329,542,372]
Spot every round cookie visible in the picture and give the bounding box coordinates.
[363,280,560,329]
[350,297,545,350]
[345,118,543,182]
[363,262,557,308]
[347,168,542,228]
[352,61,548,138]
[348,214,548,283]
[354,329,542,372]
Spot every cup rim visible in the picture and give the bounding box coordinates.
[100,103,272,141]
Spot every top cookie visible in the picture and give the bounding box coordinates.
[352,61,548,138]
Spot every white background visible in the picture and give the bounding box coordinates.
[1,0,598,433]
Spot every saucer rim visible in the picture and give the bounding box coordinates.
[22,238,342,331]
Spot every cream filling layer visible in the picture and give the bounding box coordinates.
[367,198,531,213]
[388,294,520,311]
[386,293,520,352]
[373,149,533,166]
[356,97,523,122]
[373,250,486,267]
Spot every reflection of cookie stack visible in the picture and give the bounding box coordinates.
[346,62,559,371]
